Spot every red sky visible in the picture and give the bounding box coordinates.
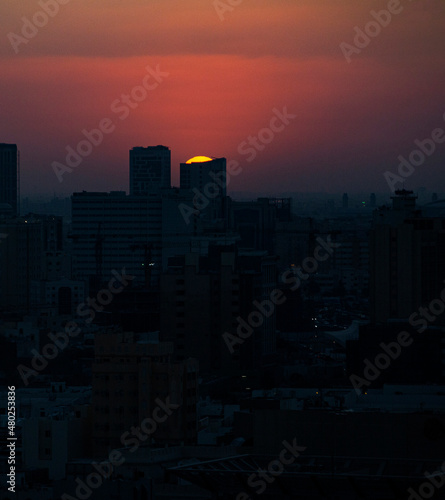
[1,0,444,196]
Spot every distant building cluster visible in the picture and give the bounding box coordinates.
[1,143,445,498]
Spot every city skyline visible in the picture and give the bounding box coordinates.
[2,2,445,498]
[1,0,444,197]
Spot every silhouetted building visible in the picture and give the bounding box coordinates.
[110,287,160,332]
[348,189,445,386]
[129,145,171,195]
[228,197,277,254]
[180,156,227,223]
[0,143,19,215]
[342,192,348,209]
[92,331,198,456]
[0,215,64,312]
[71,191,162,285]
[274,216,315,269]
[172,385,445,498]
[180,156,226,197]
[370,192,376,207]
[229,197,293,257]
[160,248,277,374]
[328,230,369,296]
[71,190,195,286]
[370,190,445,324]
[348,321,445,386]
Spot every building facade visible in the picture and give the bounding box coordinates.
[129,145,171,195]
[0,143,19,216]
[92,331,198,456]
[160,248,277,374]
[370,190,445,324]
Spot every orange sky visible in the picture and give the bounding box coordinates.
[1,0,444,196]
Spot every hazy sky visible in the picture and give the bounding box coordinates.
[1,0,444,197]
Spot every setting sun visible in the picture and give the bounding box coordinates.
[185,156,213,164]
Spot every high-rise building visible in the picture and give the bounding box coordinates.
[0,215,65,312]
[180,156,227,223]
[370,189,445,324]
[129,145,171,195]
[160,247,277,374]
[71,190,195,287]
[71,191,163,285]
[345,189,445,387]
[0,143,19,215]
[228,197,278,254]
[180,156,226,197]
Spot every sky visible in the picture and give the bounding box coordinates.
[1,0,444,197]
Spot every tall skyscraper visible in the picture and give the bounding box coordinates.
[180,156,227,223]
[180,156,226,197]
[0,143,19,215]
[129,145,171,195]
[369,189,445,324]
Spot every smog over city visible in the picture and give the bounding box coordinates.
[1,1,445,499]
